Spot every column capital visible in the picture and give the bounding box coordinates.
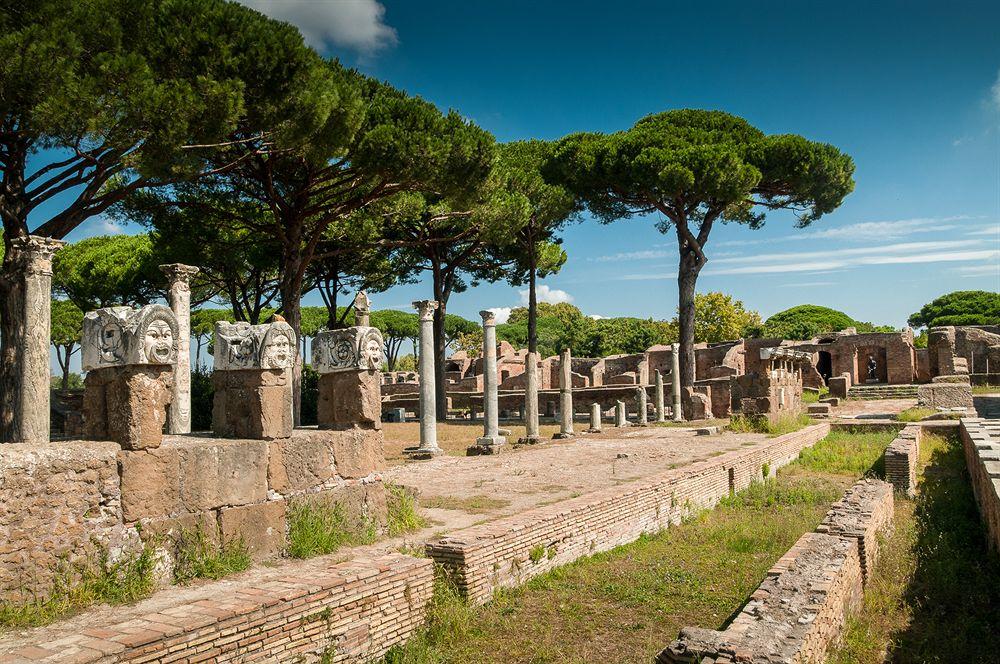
[10,235,66,276]
[159,263,200,284]
[479,309,496,326]
[412,299,439,321]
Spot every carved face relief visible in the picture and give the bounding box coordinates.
[362,334,383,370]
[144,319,175,364]
[99,322,125,364]
[261,332,292,369]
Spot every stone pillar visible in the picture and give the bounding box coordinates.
[615,400,627,427]
[635,386,648,426]
[554,348,574,438]
[519,351,542,445]
[6,236,65,444]
[587,402,602,433]
[671,342,683,422]
[160,263,199,434]
[411,300,441,457]
[655,370,666,422]
[471,310,505,454]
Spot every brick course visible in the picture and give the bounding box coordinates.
[960,417,1000,552]
[426,424,832,604]
[883,424,921,497]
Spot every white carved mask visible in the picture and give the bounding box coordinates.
[99,322,125,363]
[261,332,292,369]
[144,319,174,364]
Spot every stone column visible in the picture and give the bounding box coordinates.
[554,348,574,438]
[471,310,505,454]
[160,263,199,434]
[635,386,648,426]
[587,403,602,433]
[615,400,627,427]
[519,351,542,444]
[411,300,441,456]
[7,236,65,444]
[655,370,666,422]
[671,342,683,422]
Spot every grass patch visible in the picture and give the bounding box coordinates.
[726,411,812,437]
[172,527,252,583]
[971,383,1000,395]
[387,483,428,537]
[421,495,511,514]
[287,500,377,559]
[828,432,1000,663]
[896,406,937,422]
[381,430,878,664]
[0,546,157,631]
[792,429,892,476]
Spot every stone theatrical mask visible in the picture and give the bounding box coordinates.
[312,326,384,374]
[214,320,296,371]
[82,304,179,370]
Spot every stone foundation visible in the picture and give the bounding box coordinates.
[426,424,831,604]
[83,365,173,449]
[212,368,292,439]
[917,379,974,410]
[658,478,894,664]
[960,417,1000,552]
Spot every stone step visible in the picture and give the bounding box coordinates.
[848,384,918,400]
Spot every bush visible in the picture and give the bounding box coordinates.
[762,304,889,340]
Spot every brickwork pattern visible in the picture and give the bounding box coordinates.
[0,553,433,664]
[960,417,1000,552]
[658,478,894,664]
[426,424,832,604]
[884,424,921,497]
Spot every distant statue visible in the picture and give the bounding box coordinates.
[867,355,878,381]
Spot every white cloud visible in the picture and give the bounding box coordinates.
[589,314,608,320]
[591,249,672,263]
[238,0,397,54]
[518,284,574,305]
[715,215,980,248]
[776,281,837,288]
[487,307,512,324]
[992,68,1000,110]
[967,224,1000,237]
[950,264,1000,278]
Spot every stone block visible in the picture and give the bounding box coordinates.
[318,371,382,430]
[290,482,388,532]
[212,369,292,439]
[139,511,220,548]
[218,501,286,560]
[683,388,711,420]
[931,374,970,384]
[828,375,849,400]
[118,448,181,521]
[85,365,173,449]
[807,403,832,414]
[267,432,336,494]
[917,383,974,410]
[175,439,269,511]
[330,428,385,479]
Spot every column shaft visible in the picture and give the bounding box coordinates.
[160,264,198,434]
[413,301,440,452]
[671,342,683,422]
[655,370,666,422]
[555,348,574,438]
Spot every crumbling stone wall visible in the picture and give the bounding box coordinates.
[730,369,803,422]
[884,424,921,496]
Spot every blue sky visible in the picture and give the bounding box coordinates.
[66,0,1000,330]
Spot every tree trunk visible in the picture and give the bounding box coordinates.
[0,249,27,442]
[431,265,449,422]
[676,251,701,394]
[528,236,538,356]
[280,244,305,428]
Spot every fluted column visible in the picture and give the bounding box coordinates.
[160,263,199,434]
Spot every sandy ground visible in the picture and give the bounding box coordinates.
[383,424,768,534]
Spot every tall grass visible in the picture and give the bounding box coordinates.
[173,527,252,583]
[792,429,893,476]
[387,483,427,537]
[727,411,812,437]
[287,500,377,559]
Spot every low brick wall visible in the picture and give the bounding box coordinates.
[0,428,385,600]
[426,424,831,604]
[0,552,433,663]
[884,424,922,497]
[658,478,894,664]
[960,417,1000,552]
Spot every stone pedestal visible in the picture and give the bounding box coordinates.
[213,369,292,439]
[635,386,648,426]
[318,371,382,430]
[655,370,666,422]
[84,365,173,449]
[160,264,199,433]
[519,351,542,445]
[6,236,65,444]
[671,343,683,421]
[470,310,506,455]
[615,400,628,428]
[407,301,443,458]
[554,348,575,439]
[587,403,602,433]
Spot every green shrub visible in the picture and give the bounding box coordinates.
[287,500,376,559]
[173,527,252,584]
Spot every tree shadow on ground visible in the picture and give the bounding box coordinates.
[892,433,1000,662]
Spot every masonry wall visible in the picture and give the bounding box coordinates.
[426,423,832,604]
[884,424,922,496]
[0,429,386,601]
[960,417,1000,552]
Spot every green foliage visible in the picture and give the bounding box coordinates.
[691,292,762,342]
[897,407,938,422]
[907,290,1000,328]
[50,373,84,390]
[580,317,677,357]
[173,528,251,584]
[395,354,417,372]
[386,484,427,537]
[50,299,83,346]
[762,304,888,340]
[726,412,813,437]
[286,499,376,560]
[793,430,893,476]
[53,235,160,310]
[529,546,546,564]
[190,366,214,432]
[0,545,157,630]
[300,364,319,426]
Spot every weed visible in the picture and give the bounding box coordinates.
[727,412,812,436]
[173,527,252,583]
[387,483,428,536]
[791,430,893,476]
[896,406,937,422]
[971,383,1000,395]
[529,546,546,563]
[287,500,376,559]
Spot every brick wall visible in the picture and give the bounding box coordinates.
[884,424,921,497]
[960,418,1000,552]
[657,478,894,664]
[0,552,433,663]
[426,424,832,604]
